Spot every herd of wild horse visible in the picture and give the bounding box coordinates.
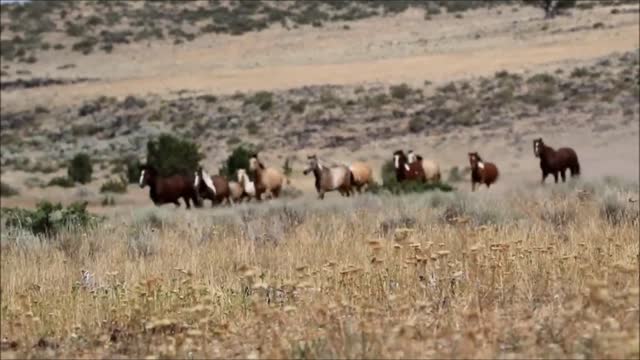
[138,137,581,208]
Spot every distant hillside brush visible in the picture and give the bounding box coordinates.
[146,134,203,177]
[67,153,93,184]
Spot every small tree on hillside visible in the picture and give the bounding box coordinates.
[219,144,257,179]
[67,152,93,184]
[146,134,203,176]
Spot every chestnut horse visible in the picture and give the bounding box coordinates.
[407,150,441,183]
[393,150,426,182]
[468,152,499,191]
[139,165,200,208]
[533,138,580,184]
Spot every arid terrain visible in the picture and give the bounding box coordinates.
[1,1,639,359]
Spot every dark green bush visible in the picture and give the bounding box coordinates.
[219,144,257,178]
[125,156,142,184]
[67,153,93,184]
[146,134,203,177]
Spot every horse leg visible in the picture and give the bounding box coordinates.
[272,187,281,199]
[541,171,548,184]
[471,181,476,192]
[553,172,558,184]
[174,200,181,208]
[184,196,191,209]
[560,169,566,183]
[318,191,325,200]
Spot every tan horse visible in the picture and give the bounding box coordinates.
[407,150,441,183]
[303,155,353,200]
[249,154,289,200]
[349,161,373,193]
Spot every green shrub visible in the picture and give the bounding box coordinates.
[290,100,307,114]
[47,176,75,188]
[71,36,98,55]
[3,201,98,237]
[246,121,260,135]
[244,91,273,111]
[146,134,203,177]
[390,83,412,99]
[67,153,92,184]
[0,182,19,197]
[99,176,128,193]
[219,144,257,178]
[125,156,142,184]
[408,116,425,133]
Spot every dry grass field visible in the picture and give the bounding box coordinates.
[1,1,640,359]
[1,180,639,358]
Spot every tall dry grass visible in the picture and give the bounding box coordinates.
[1,179,639,359]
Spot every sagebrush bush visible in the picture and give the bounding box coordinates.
[67,153,93,184]
[99,176,128,194]
[3,201,98,237]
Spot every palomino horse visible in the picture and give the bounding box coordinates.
[303,155,353,200]
[248,153,289,200]
[468,152,499,191]
[194,167,231,206]
[139,165,200,209]
[533,138,580,184]
[393,150,427,182]
[349,161,373,193]
[236,169,257,202]
[407,150,441,183]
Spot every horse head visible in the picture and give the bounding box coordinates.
[407,150,417,164]
[138,165,157,188]
[249,153,265,171]
[393,150,408,170]
[303,155,319,175]
[533,138,545,158]
[468,152,483,169]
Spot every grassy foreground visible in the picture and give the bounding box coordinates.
[1,179,639,359]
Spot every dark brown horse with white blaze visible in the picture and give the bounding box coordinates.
[393,150,426,182]
[139,165,200,208]
[468,152,499,191]
[533,138,580,184]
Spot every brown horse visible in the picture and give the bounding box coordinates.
[349,161,373,193]
[194,167,232,206]
[393,150,426,182]
[303,155,353,200]
[407,150,441,183]
[139,165,200,208]
[468,152,499,191]
[533,138,580,184]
